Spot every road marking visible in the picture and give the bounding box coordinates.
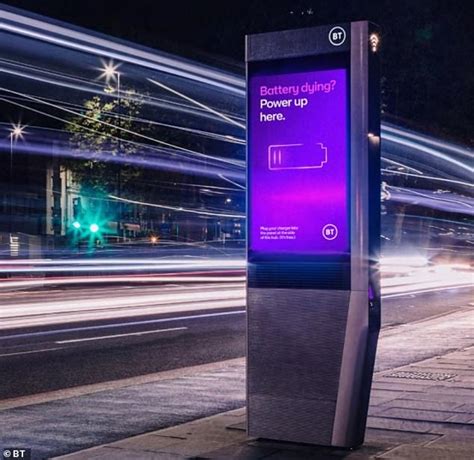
[55,327,188,344]
[0,347,65,357]
[0,309,245,341]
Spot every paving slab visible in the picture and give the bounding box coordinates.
[378,444,474,459]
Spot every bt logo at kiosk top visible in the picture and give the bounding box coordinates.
[328,26,346,46]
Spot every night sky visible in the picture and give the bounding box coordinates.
[2,0,473,143]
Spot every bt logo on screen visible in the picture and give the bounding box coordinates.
[322,224,339,241]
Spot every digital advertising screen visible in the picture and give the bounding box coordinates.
[248,56,350,259]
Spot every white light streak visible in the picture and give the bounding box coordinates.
[55,327,187,344]
[381,255,428,267]
[108,195,245,218]
[0,17,244,95]
[381,169,473,188]
[382,125,473,158]
[0,276,246,289]
[381,157,424,175]
[0,86,243,168]
[218,174,246,190]
[382,133,473,173]
[148,78,245,129]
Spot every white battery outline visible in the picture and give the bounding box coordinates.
[268,143,328,170]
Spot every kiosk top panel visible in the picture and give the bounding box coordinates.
[246,23,350,62]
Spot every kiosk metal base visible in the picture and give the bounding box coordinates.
[247,287,374,447]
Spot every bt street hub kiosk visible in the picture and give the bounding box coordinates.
[246,21,381,448]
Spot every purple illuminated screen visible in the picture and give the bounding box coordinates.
[249,66,349,255]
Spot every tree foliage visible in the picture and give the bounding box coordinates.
[65,91,144,194]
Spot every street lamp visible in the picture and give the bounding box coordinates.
[8,122,26,239]
[9,122,25,172]
[99,60,124,239]
[99,60,121,90]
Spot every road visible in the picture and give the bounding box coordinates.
[0,281,246,399]
[0,275,472,400]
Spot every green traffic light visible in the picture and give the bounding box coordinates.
[72,221,81,229]
[89,223,99,233]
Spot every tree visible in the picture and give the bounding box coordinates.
[64,89,150,239]
[66,91,144,194]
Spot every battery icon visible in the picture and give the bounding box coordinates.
[268,143,328,171]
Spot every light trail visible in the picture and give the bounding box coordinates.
[381,260,473,297]
[55,327,188,344]
[2,23,472,199]
[0,55,101,86]
[382,133,473,174]
[130,117,245,144]
[383,284,473,298]
[148,78,245,129]
[0,347,65,358]
[0,12,245,95]
[218,174,246,190]
[108,195,245,218]
[0,310,246,342]
[381,157,424,175]
[0,65,107,96]
[0,265,471,331]
[0,259,245,273]
[0,128,245,180]
[0,122,244,184]
[0,86,244,168]
[0,63,243,126]
[380,255,428,268]
[382,124,473,158]
[0,257,245,266]
[0,283,246,330]
[0,276,246,289]
[387,186,474,215]
[381,169,473,188]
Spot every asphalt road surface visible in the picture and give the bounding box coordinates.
[0,282,472,400]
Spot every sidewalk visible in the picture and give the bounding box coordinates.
[54,306,474,459]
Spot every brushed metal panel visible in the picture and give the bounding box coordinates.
[247,287,351,444]
[331,290,369,447]
[350,21,370,292]
[248,395,336,445]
